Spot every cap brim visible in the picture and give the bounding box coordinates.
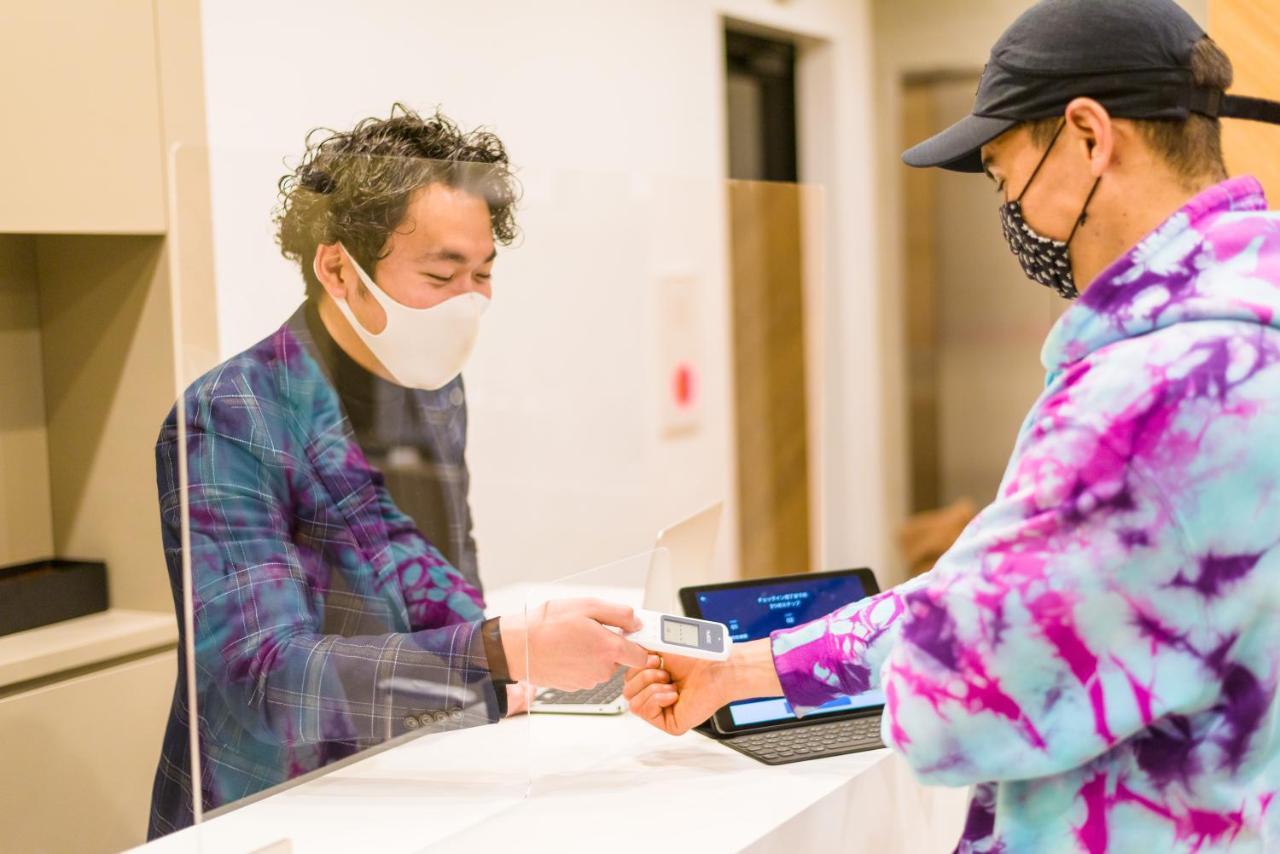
[901,113,1017,173]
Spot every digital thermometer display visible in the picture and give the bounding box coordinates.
[662,617,702,648]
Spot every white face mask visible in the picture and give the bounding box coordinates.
[325,244,489,390]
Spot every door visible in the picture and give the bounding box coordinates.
[897,74,1060,575]
[725,30,812,579]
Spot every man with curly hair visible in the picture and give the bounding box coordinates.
[148,105,647,837]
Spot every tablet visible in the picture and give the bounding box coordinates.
[680,568,886,735]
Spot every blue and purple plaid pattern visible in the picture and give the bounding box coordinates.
[148,323,500,839]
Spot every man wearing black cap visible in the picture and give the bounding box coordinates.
[625,1,1280,850]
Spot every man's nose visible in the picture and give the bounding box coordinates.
[445,275,481,297]
[456,272,490,295]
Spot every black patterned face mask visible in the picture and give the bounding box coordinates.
[999,122,1101,300]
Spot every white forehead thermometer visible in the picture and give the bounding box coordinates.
[625,609,733,662]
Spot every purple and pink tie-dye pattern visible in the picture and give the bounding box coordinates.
[772,177,1280,852]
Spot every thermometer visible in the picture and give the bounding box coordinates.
[625,609,733,662]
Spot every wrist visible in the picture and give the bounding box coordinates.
[718,638,784,703]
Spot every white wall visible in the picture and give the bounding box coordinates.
[197,0,884,589]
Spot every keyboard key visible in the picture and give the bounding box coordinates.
[536,668,625,705]
[724,715,885,765]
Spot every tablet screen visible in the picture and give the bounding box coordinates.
[690,573,885,728]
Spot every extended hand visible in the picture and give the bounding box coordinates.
[622,653,730,735]
[624,639,786,736]
[500,598,648,691]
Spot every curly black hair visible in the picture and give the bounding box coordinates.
[275,103,520,298]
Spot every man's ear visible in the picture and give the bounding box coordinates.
[313,243,351,301]
[1064,97,1114,178]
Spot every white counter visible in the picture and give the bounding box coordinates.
[133,585,969,853]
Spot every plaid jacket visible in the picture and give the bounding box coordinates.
[147,317,500,839]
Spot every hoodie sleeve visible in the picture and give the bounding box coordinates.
[770,417,1226,786]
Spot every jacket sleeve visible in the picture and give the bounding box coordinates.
[377,483,488,631]
[771,420,1223,786]
[157,394,501,749]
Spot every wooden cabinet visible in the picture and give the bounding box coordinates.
[0,647,177,853]
[0,0,217,610]
[0,1,168,234]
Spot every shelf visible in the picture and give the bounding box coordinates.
[0,608,177,690]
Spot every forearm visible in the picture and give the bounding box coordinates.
[768,576,928,714]
[716,638,784,703]
[215,620,502,745]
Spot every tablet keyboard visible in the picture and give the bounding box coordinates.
[535,668,625,705]
[721,715,884,765]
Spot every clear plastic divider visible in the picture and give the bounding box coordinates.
[161,133,827,851]
[166,147,535,850]
[524,551,667,794]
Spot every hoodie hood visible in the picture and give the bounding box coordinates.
[1042,176,1280,374]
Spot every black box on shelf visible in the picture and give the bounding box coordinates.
[0,559,108,637]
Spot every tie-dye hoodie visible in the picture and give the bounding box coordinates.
[772,176,1280,852]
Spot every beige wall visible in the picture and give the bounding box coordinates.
[899,77,1056,517]
[1213,0,1280,203]
[928,78,1057,506]
[36,236,174,612]
[0,237,55,565]
[0,234,180,611]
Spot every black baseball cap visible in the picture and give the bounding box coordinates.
[903,0,1280,173]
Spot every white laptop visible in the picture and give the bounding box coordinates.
[530,501,723,715]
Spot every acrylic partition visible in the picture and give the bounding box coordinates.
[160,142,843,849]
[523,549,664,778]
[160,149,536,851]
[0,105,1076,850]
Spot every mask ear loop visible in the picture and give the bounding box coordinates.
[1015,119,1067,203]
[1066,176,1103,246]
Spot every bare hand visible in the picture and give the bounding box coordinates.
[623,654,732,736]
[499,598,648,691]
[624,639,785,736]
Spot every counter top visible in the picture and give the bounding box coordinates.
[132,582,967,852]
[135,708,968,853]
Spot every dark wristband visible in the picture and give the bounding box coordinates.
[481,617,512,716]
